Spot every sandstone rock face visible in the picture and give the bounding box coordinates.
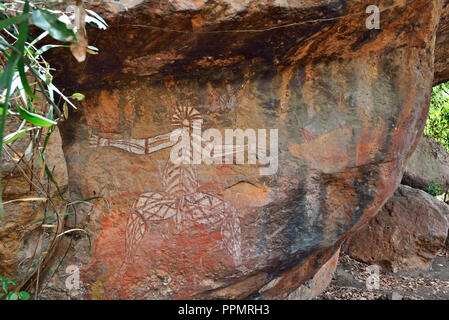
[35,0,447,299]
[402,135,449,192]
[286,247,340,300]
[344,185,449,272]
[434,0,449,85]
[0,119,68,281]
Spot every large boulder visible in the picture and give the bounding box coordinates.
[344,185,449,272]
[402,135,449,192]
[31,0,449,299]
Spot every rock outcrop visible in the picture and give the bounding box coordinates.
[402,135,449,192]
[9,0,449,299]
[286,247,340,300]
[434,0,449,85]
[344,185,449,272]
[0,119,68,282]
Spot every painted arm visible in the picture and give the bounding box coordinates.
[89,132,175,155]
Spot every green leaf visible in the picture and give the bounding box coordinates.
[0,35,9,50]
[18,291,30,300]
[71,196,102,206]
[0,13,30,30]
[7,279,16,286]
[3,127,36,144]
[63,102,69,120]
[85,15,107,30]
[6,292,19,300]
[71,93,85,101]
[35,44,69,56]
[32,212,74,224]
[18,59,40,101]
[42,123,54,151]
[30,31,49,46]
[0,106,10,115]
[0,293,4,298]
[85,9,108,29]
[0,3,30,90]
[18,106,57,127]
[31,9,76,42]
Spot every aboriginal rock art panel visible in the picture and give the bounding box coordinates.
[89,105,242,284]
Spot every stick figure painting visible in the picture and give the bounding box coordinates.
[88,105,242,290]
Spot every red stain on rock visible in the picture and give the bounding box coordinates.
[84,90,120,133]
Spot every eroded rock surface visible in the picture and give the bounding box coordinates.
[434,0,449,85]
[0,119,68,282]
[402,135,449,192]
[33,0,449,299]
[344,185,449,272]
[287,247,340,300]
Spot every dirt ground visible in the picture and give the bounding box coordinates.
[316,250,449,300]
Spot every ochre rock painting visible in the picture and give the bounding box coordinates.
[88,105,242,289]
[35,0,446,299]
[67,99,254,299]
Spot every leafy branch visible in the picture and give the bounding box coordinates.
[0,0,108,219]
[0,0,107,299]
[0,275,30,300]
